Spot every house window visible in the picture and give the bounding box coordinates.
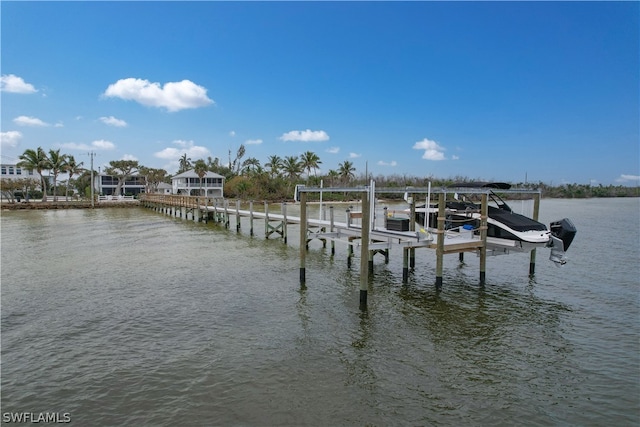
[28,170,34,175]
[1,167,6,175]
[8,167,14,175]
[16,168,22,175]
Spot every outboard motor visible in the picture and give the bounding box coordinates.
[547,218,577,265]
[550,218,577,251]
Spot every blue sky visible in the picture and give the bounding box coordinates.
[1,1,638,185]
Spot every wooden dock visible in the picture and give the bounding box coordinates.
[140,183,543,309]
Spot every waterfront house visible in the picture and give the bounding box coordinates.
[171,169,224,197]
[1,163,43,183]
[96,173,146,196]
[156,182,172,195]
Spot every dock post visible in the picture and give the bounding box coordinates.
[479,193,488,285]
[402,248,409,283]
[236,200,241,232]
[459,252,464,263]
[194,198,201,222]
[360,190,371,310]
[282,202,288,244]
[410,194,416,268]
[435,192,445,288]
[299,192,307,285]
[330,206,335,256]
[249,201,254,236]
[529,191,541,276]
[264,201,269,238]
[224,199,230,228]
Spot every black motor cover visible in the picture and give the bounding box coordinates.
[550,218,577,251]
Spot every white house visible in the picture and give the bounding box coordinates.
[156,182,172,195]
[172,169,224,197]
[0,164,42,182]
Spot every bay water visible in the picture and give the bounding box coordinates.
[1,198,638,426]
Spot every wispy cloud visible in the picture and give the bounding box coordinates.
[349,152,361,158]
[245,139,263,145]
[229,131,236,137]
[103,78,214,112]
[1,74,37,94]
[59,139,116,151]
[13,116,49,127]
[413,137,446,161]
[377,160,397,167]
[0,131,23,149]
[326,146,340,154]
[616,174,640,183]
[122,154,138,161]
[154,139,211,160]
[280,129,329,142]
[100,116,128,127]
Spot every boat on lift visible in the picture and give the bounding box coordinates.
[413,182,576,264]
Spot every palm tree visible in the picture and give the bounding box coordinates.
[179,153,192,174]
[300,151,322,181]
[282,155,303,181]
[265,155,284,178]
[241,157,261,175]
[17,147,49,201]
[193,159,208,196]
[338,160,356,185]
[47,149,69,202]
[64,155,84,201]
[326,169,340,186]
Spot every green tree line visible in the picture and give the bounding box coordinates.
[2,145,638,202]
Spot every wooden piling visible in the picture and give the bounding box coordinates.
[529,191,540,276]
[409,194,416,268]
[282,203,288,244]
[402,247,409,283]
[249,201,254,236]
[435,192,445,288]
[329,206,335,256]
[236,200,241,231]
[479,193,488,285]
[360,190,370,310]
[299,192,307,285]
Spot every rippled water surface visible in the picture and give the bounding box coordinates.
[2,198,639,426]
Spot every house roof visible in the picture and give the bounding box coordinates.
[157,182,172,189]
[172,169,225,179]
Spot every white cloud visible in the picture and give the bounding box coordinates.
[280,129,329,142]
[326,146,340,154]
[413,137,446,161]
[54,122,64,128]
[229,131,236,137]
[616,174,640,183]
[59,139,116,151]
[92,139,116,150]
[377,160,397,167]
[103,78,214,112]
[154,139,211,160]
[13,116,49,127]
[452,155,460,160]
[0,131,23,149]
[349,152,361,158]
[245,139,263,145]
[1,74,37,94]
[100,116,128,127]
[122,154,138,161]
